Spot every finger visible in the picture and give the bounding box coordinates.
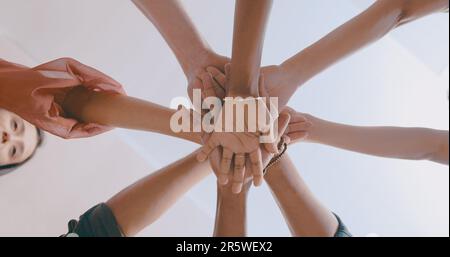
[219,148,234,185]
[267,112,290,152]
[277,112,291,139]
[232,153,246,194]
[287,131,308,142]
[206,66,227,87]
[262,120,279,154]
[197,137,219,162]
[210,77,226,100]
[249,150,264,187]
[290,114,307,124]
[200,72,217,99]
[282,106,295,113]
[260,105,279,154]
[283,135,291,145]
[263,141,278,154]
[288,121,312,133]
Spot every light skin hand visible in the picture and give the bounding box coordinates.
[197,70,298,192]
[196,73,280,193]
[284,107,449,165]
[187,52,230,103]
[62,86,204,144]
[283,107,312,144]
[206,64,292,111]
[213,111,296,237]
[278,0,449,102]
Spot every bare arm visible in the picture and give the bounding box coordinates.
[213,182,249,237]
[228,0,273,96]
[302,113,449,165]
[131,0,229,100]
[62,86,202,144]
[107,149,211,236]
[265,154,338,237]
[132,0,211,76]
[277,0,449,100]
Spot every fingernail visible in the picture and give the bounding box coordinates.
[232,183,242,194]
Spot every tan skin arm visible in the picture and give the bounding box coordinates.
[107,149,211,236]
[302,113,449,165]
[213,181,250,237]
[276,0,449,102]
[228,0,273,97]
[212,112,292,237]
[132,0,217,77]
[131,0,229,100]
[62,86,202,144]
[265,154,339,237]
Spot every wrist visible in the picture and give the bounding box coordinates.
[185,47,215,79]
[279,56,308,89]
[227,83,259,97]
[302,114,325,143]
[218,183,249,200]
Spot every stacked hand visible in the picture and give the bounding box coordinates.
[205,64,294,111]
[195,65,311,193]
[186,51,230,103]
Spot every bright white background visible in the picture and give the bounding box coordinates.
[0,0,448,237]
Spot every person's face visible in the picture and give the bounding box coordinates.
[0,109,38,166]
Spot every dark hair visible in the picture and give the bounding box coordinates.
[0,128,44,177]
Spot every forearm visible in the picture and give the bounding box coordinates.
[305,114,449,165]
[280,0,448,90]
[62,86,202,144]
[213,184,248,237]
[265,154,338,237]
[228,0,273,96]
[107,149,211,236]
[132,0,211,77]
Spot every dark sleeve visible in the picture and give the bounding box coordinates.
[62,203,124,237]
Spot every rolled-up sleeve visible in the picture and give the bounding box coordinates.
[0,58,126,139]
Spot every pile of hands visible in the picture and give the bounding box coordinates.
[186,53,312,194]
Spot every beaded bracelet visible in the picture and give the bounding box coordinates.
[263,139,288,176]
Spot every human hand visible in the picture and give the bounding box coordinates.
[283,107,312,145]
[206,64,293,110]
[196,73,280,193]
[207,110,292,194]
[186,51,230,103]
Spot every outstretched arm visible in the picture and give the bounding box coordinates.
[273,0,449,104]
[228,0,273,97]
[265,154,339,237]
[107,149,211,236]
[62,86,202,144]
[286,110,449,165]
[131,0,229,100]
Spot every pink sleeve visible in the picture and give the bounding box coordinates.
[0,58,126,139]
